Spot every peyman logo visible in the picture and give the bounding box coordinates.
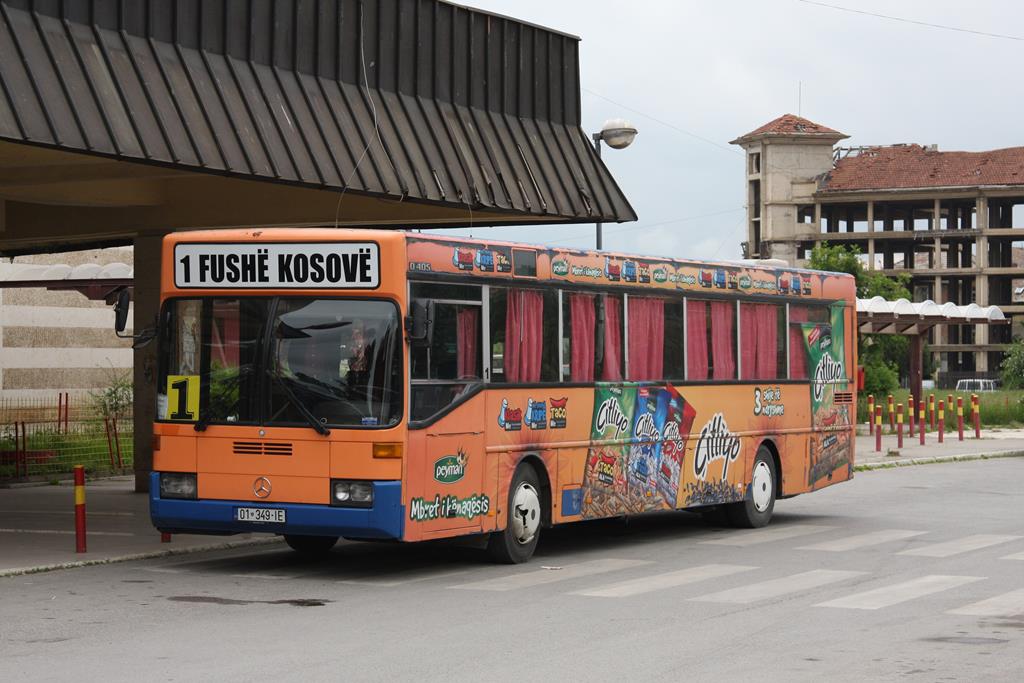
[653,268,668,283]
[552,259,570,276]
[433,449,467,484]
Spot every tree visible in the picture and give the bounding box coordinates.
[1001,340,1024,389]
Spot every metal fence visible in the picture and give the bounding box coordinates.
[0,395,132,482]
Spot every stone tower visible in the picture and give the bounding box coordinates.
[730,114,848,263]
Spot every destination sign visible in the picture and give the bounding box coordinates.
[173,242,380,289]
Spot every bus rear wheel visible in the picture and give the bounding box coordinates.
[726,446,776,528]
[284,534,338,556]
[486,464,542,564]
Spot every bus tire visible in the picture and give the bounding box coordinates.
[284,534,338,556]
[486,463,542,564]
[726,446,776,528]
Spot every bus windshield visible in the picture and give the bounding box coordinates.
[157,297,402,429]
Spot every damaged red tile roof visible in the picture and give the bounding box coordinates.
[822,144,1024,192]
[735,114,846,140]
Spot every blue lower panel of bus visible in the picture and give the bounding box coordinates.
[149,473,403,540]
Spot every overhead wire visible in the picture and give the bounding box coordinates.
[796,0,1024,42]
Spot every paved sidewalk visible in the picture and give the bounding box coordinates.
[0,477,280,577]
[855,427,1024,469]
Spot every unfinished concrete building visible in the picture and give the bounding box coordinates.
[732,114,1024,384]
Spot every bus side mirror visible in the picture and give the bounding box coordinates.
[406,299,434,346]
[113,289,131,333]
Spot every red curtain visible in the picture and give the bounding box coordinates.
[757,304,778,379]
[505,289,543,382]
[740,304,757,380]
[710,301,735,380]
[789,305,809,379]
[456,307,479,378]
[570,293,595,382]
[741,304,779,380]
[627,297,665,380]
[686,301,709,380]
[601,296,623,381]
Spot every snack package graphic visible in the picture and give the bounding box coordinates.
[803,302,853,485]
[627,386,664,511]
[656,387,696,505]
[581,385,635,518]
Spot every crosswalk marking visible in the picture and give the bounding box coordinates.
[948,589,1024,618]
[817,575,983,610]
[340,568,472,587]
[898,534,1022,558]
[572,564,757,598]
[230,573,296,581]
[699,524,835,547]
[798,529,926,552]
[1002,551,1024,561]
[691,569,863,605]
[450,558,650,592]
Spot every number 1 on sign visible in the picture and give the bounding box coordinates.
[166,375,199,421]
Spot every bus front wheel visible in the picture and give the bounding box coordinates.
[284,534,338,556]
[486,464,542,564]
[726,446,776,528]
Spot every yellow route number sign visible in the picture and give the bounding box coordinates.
[166,375,199,421]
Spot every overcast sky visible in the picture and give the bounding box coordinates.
[434,0,1024,260]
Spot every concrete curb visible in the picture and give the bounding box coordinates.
[855,449,1024,471]
[0,536,284,579]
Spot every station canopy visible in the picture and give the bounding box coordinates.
[856,296,1007,335]
[0,0,636,257]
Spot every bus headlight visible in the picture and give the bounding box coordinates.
[331,480,373,507]
[160,472,197,499]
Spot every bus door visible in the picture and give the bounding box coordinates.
[417,398,487,535]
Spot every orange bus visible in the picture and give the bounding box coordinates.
[146,228,857,563]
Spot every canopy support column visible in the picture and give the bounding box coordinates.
[133,235,162,493]
[908,334,923,407]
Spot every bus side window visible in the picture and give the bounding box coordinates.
[788,304,829,379]
[563,291,596,381]
[596,293,624,381]
[490,287,556,383]
[686,299,736,380]
[740,302,786,381]
[663,300,685,380]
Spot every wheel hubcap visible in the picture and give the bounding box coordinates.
[752,461,772,512]
[510,482,541,545]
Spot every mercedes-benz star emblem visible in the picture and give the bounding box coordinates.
[253,476,272,498]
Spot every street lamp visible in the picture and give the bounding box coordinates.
[592,118,637,250]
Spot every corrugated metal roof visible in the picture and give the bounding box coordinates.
[0,0,635,224]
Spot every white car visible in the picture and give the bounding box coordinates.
[955,379,998,393]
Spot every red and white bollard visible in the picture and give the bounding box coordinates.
[938,400,945,444]
[867,395,875,435]
[896,403,904,449]
[887,394,895,432]
[908,396,916,438]
[919,403,926,445]
[74,464,86,553]
[972,394,981,439]
[957,397,964,441]
[875,406,883,452]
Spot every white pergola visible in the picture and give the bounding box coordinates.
[856,296,1008,400]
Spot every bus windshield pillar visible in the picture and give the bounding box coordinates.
[133,234,163,493]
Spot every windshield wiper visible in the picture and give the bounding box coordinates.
[270,371,330,436]
[194,409,211,432]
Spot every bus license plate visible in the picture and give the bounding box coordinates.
[236,507,286,524]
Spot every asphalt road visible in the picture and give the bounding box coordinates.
[2,459,1023,682]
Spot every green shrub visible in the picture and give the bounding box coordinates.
[862,363,898,397]
[1001,341,1024,390]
